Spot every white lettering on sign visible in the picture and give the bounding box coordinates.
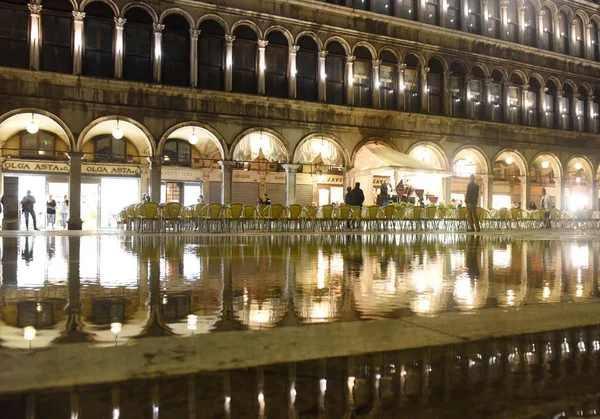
[2,161,69,173]
[161,169,202,181]
[83,165,140,176]
[322,176,343,185]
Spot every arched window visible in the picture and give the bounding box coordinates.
[265,31,288,98]
[449,62,465,117]
[558,11,569,55]
[162,14,190,87]
[403,54,420,112]
[379,51,397,110]
[573,16,584,58]
[575,87,587,132]
[470,66,485,120]
[560,84,573,130]
[397,0,416,20]
[20,130,58,159]
[544,80,557,129]
[489,70,503,122]
[425,0,440,25]
[0,0,28,68]
[591,21,600,61]
[83,2,114,78]
[163,140,191,166]
[198,20,224,91]
[427,59,443,115]
[93,135,126,162]
[326,0,346,4]
[467,0,482,34]
[123,8,153,83]
[325,41,345,105]
[508,74,522,125]
[350,0,369,10]
[373,0,393,15]
[592,90,600,134]
[41,0,72,73]
[232,26,257,94]
[542,7,553,51]
[506,0,519,43]
[526,77,541,127]
[353,46,372,108]
[523,2,536,47]
[488,0,501,39]
[296,36,318,102]
[446,0,460,29]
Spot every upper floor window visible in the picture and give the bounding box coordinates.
[523,2,537,47]
[163,140,191,166]
[558,12,569,55]
[296,36,318,102]
[425,0,440,26]
[574,89,586,132]
[350,0,369,10]
[162,14,190,87]
[446,0,460,30]
[427,60,443,115]
[325,41,346,105]
[398,0,415,20]
[41,0,72,74]
[574,16,584,58]
[94,135,126,163]
[467,0,481,34]
[379,51,397,110]
[506,0,519,43]
[353,47,372,108]
[232,25,257,94]
[83,2,114,78]
[542,7,553,51]
[372,0,392,15]
[123,8,153,83]
[0,1,28,69]
[265,31,288,98]
[20,131,58,159]
[403,55,420,113]
[487,0,501,39]
[198,20,225,91]
[526,78,541,127]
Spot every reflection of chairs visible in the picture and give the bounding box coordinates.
[161,202,183,231]
[138,202,160,232]
[126,204,138,230]
[350,205,362,230]
[421,206,438,230]
[263,204,285,231]
[509,208,524,229]
[404,206,421,231]
[334,204,352,230]
[379,205,397,230]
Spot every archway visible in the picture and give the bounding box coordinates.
[491,150,527,209]
[406,143,448,203]
[565,157,594,211]
[451,147,490,207]
[530,153,563,210]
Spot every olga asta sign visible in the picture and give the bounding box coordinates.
[2,160,141,176]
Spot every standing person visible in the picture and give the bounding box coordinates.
[21,190,39,231]
[352,182,365,208]
[377,181,389,206]
[61,195,69,229]
[465,174,480,232]
[540,188,551,228]
[344,186,352,204]
[46,194,57,229]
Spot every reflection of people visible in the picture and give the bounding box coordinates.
[61,195,69,228]
[21,237,33,264]
[465,235,481,279]
[465,174,480,232]
[540,188,551,228]
[21,190,39,231]
[46,194,57,229]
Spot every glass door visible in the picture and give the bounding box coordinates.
[81,183,100,229]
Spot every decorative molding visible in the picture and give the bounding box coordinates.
[258,39,269,48]
[289,45,300,53]
[114,17,126,28]
[318,50,328,58]
[152,23,165,33]
[72,11,85,21]
[225,34,235,44]
[28,4,42,14]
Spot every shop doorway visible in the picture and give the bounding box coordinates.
[17,175,46,229]
[100,178,139,228]
[81,184,99,229]
[48,182,68,228]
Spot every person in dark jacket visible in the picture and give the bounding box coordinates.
[344,187,352,204]
[465,174,480,232]
[350,182,365,208]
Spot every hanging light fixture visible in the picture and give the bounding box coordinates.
[112,119,123,140]
[188,126,198,145]
[541,161,550,169]
[505,156,514,165]
[26,113,38,134]
[575,162,583,170]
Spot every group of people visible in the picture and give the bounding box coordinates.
[344,183,366,207]
[20,191,69,230]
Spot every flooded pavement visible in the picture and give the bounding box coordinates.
[1,231,600,417]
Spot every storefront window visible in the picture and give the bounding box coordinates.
[20,131,57,159]
[164,140,192,166]
[93,135,126,162]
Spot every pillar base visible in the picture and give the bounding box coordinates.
[2,218,19,231]
[68,219,83,231]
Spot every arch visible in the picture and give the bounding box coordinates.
[196,14,230,33]
[352,41,377,59]
[263,26,293,45]
[575,10,590,26]
[293,133,351,167]
[350,137,398,164]
[76,115,155,156]
[230,127,290,163]
[590,14,600,26]
[492,148,527,176]
[566,154,594,179]
[545,75,561,89]
[579,82,593,96]
[43,0,79,11]
[541,0,558,16]
[80,0,119,15]
[323,36,351,55]
[120,2,158,22]
[557,5,574,21]
[230,19,262,39]
[470,63,489,78]
[562,78,578,92]
[489,66,509,81]
[0,108,75,151]
[294,31,323,50]
[158,8,194,28]
[426,54,449,72]
[406,141,450,170]
[378,46,401,62]
[448,57,468,72]
[530,151,564,178]
[509,70,527,84]
[528,72,545,86]
[157,121,227,160]
[403,51,427,68]
[525,0,542,10]
[451,145,491,175]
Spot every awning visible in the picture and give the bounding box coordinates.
[349,143,452,176]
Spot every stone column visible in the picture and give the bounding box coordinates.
[28,3,42,70]
[588,95,596,134]
[540,86,549,127]
[537,10,546,50]
[440,0,447,28]
[572,92,580,131]
[258,39,268,95]
[421,66,430,113]
[219,161,235,205]
[202,168,212,202]
[150,156,161,203]
[372,59,381,108]
[483,174,493,209]
[500,0,509,41]
[519,175,529,210]
[444,177,452,204]
[114,17,126,80]
[484,77,494,120]
[570,19,578,57]
[318,50,327,102]
[443,70,451,116]
[397,63,406,111]
[556,89,564,129]
[72,11,85,75]
[288,45,299,98]
[521,84,529,124]
[139,165,150,197]
[586,23,594,60]
[283,164,302,206]
[553,16,562,53]
[503,81,511,122]
[345,55,355,106]
[592,180,598,210]
[190,29,199,88]
[224,35,234,91]
[460,0,468,32]
[482,0,490,35]
[67,152,83,230]
[464,74,472,118]
[518,5,526,44]
[557,178,564,210]
[417,0,426,23]
[152,23,164,83]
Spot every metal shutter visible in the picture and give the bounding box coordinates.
[232,182,260,205]
[266,183,285,205]
[296,184,313,205]
[209,181,221,203]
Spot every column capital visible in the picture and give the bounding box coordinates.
[485,78,495,84]
[225,34,235,44]
[571,18,578,27]
[542,86,548,93]
[552,16,561,24]
[557,89,564,97]
[28,3,42,14]
[258,39,269,49]
[589,95,596,101]
[522,84,529,91]
[397,63,407,71]
[114,17,126,28]
[588,23,594,30]
[518,5,527,12]
[67,151,84,161]
[190,28,199,39]
[282,163,302,173]
[536,9,545,18]
[464,73,473,82]
[153,23,165,33]
[346,55,356,62]
[372,59,382,67]
[422,66,430,74]
[443,70,451,81]
[318,50,328,58]
[73,11,85,21]
[289,45,300,54]
[219,160,236,172]
[573,92,581,100]
[500,0,509,9]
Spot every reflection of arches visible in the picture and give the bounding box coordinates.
[76,115,155,156]
[230,128,290,163]
[451,146,491,175]
[406,141,449,170]
[293,133,350,167]
[157,122,227,159]
[0,109,75,151]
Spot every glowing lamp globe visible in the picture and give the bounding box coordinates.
[26,120,39,134]
[575,162,583,170]
[505,156,514,165]
[188,133,199,145]
[541,161,549,169]
[112,127,123,140]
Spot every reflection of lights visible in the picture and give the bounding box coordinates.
[24,326,36,341]
[576,177,581,184]
[593,340,600,351]
[571,245,589,268]
[317,250,325,289]
[578,340,586,353]
[541,160,549,169]
[224,396,231,413]
[112,408,120,419]
[543,286,550,299]
[562,338,570,354]
[347,376,355,390]
[493,249,510,269]
[506,289,515,306]
[319,378,327,393]
[36,302,42,312]
[187,314,197,331]
[110,322,122,334]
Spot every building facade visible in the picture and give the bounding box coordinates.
[0,0,599,228]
